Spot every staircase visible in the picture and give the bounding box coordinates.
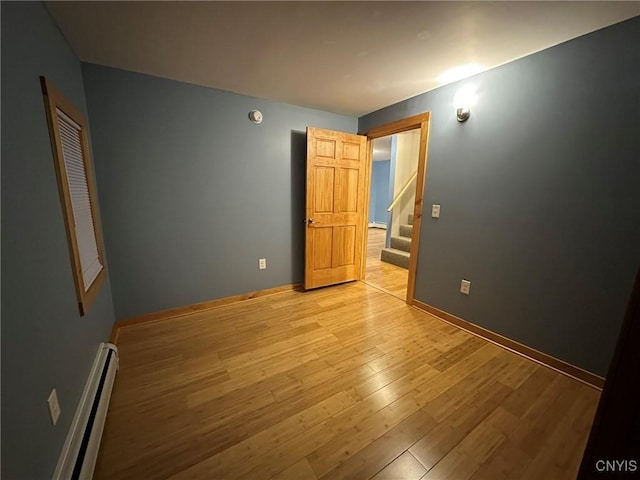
[380,213,413,269]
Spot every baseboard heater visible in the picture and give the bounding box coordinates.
[368,222,387,229]
[53,342,119,480]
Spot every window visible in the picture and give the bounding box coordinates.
[41,77,106,315]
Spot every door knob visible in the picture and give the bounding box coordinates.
[307,218,315,225]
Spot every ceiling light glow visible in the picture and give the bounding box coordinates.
[453,84,478,109]
[438,64,485,84]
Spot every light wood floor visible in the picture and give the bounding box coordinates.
[96,282,599,480]
[364,227,408,301]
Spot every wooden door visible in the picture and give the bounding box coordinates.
[305,127,368,290]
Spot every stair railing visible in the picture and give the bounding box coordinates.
[387,170,417,212]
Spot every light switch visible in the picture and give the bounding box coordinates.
[432,204,441,218]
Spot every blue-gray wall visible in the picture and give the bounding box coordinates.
[1,3,116,479]
[81,64,357,319]
[3,9,637,479]
[370,160,391,225]
[360,17,640,376]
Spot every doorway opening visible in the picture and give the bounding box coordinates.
[301,114,430,302]
[359,113,431,305]
[363,130,421,300]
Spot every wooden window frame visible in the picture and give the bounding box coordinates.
[41,76,106,315]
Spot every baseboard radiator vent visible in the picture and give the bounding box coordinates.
[53,342,119,480]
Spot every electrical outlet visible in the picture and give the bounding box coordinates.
[48,388,61,426]
[259,258,267,270]
[432,204,441,218]
[460,279,471,295]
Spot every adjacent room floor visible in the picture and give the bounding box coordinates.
[96,282,599,480]
[364,227,408,301]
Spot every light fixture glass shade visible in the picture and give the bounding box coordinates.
[456,108,471,122]
[453,85,477,123]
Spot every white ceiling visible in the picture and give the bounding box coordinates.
[45,1,640,116]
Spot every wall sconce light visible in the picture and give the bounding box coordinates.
[453,85,477,123]
[456,107,471,122]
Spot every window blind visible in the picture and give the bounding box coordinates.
[56,108,103,291]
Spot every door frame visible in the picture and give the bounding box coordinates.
[359,112,431,305]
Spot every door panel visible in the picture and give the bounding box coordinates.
[342,142,362,161]
[305,127,367,290]
[338,168,359,212]
[316,138,337,158]
[314,167,335,212]
[333,226,356,266]
[311,227,333,270]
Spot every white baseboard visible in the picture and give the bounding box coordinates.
[368,222,387,229]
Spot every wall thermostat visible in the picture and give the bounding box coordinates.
[249,110,263,124]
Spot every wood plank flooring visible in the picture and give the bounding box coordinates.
[364,227,408,300]
[95,282,599,480]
